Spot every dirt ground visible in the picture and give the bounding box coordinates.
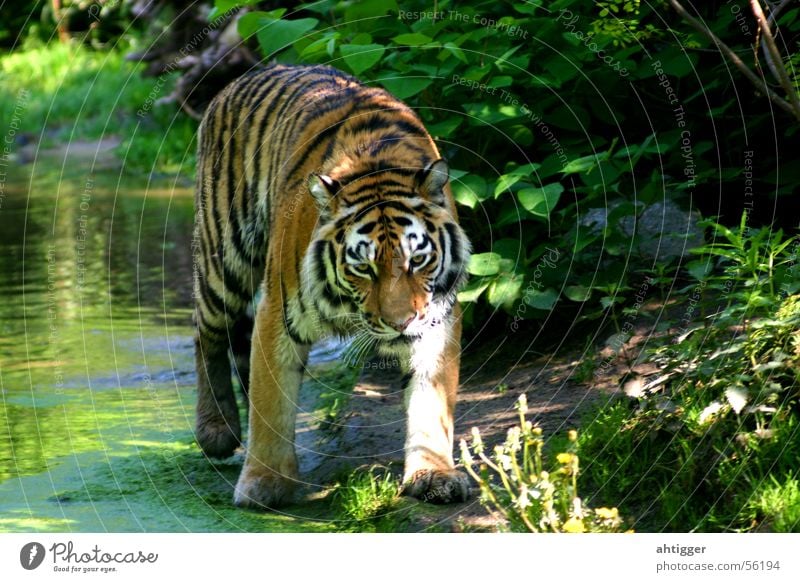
[292,326,637,532]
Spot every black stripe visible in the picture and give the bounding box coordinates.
[244,71,295,225]
[375,164,420,176]
[282,101,356,183]
[347,189,419,207]
[234,75,276,227]
[339,163,418,187]
[279,276,306,344]
[199,275,226,316]
[197,310,227,337]
[269,77,346,187]
[434,268,461,297]
[345,179,407,199]
[299,90,361,125]
[349,200,422,225]
[228,215,248,260]
[206,97,230,283]
[221,259,252,305]
[357,221,377,234]
[391,118,429,139]
[347,114,428,140]
[327,241,341,288]
[313,240,328,284]
[444,222,462,266]
[257,68,322,224]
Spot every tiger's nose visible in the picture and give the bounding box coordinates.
[387,313,417,332]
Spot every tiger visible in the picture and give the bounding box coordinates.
[192,63,472,509]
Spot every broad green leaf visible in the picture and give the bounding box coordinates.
[211,0,262,22]
[452,174,488,209]
[340,43,385,75]
[562,152,609,174]
[468,253,502,276]
[685,259,713,281]
[299,32,341,59]
[492,238,523,261]
[518,183,563,217]
[393,33,433,46]
[350,33,372,44]
[424,116,462,137]
[441,42,467,63]
[345,0,397,21]
[488,76,514,88]
[508,124,534,146]
[488,274,523,310]
[600,296,616,309]
[257,17,319,57]
[458,278,491,303]
[565,285,592,302]
[496,203,525,227]
[380,76,432,99]
[238,10,286,39]
[523,288,559,310]
[494,162,541,198]
[494,174,525,197]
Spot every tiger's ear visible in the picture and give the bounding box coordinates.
[415,158,449,207]
[308,174,341,219]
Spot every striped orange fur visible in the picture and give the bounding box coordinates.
[193,64,471,508]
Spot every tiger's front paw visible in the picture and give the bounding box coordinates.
[234,463,298,510]
[402,469,472,504]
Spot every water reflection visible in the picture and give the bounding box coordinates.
[0,158,196,483]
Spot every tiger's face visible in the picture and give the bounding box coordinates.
[339,203,456,338]
[305,159,470,340]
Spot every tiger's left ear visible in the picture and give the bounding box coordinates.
[415,158,450,207]
[308,174,341,219]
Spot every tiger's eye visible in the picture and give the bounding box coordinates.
[409,255,426,267]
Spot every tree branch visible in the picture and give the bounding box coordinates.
[751,0,800,120]
[668,0,798,120]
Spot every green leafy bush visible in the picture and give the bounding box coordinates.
[213,0,799,330]
[580,218,800,531]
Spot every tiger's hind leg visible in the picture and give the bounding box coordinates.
[230,310,254,400]
[195,324,242,459]
[194,257,257,459]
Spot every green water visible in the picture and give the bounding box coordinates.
[0,159,333,532]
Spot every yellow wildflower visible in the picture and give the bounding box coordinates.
[563,517,586,533]
[556,452,575,464]
[595,507,619,520]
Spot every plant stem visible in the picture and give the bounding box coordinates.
[668,0,799,120]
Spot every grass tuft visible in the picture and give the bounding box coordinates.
[331,466,402,532]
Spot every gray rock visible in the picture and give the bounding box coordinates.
[581,200,704,261]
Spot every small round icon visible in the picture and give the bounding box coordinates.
[20,542,46,570]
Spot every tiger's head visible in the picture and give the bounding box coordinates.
[304,159,470,340]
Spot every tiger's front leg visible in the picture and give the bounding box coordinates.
[401,307,471,504]
[233,291,309,509]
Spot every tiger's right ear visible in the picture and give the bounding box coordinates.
[308,174,341,219]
